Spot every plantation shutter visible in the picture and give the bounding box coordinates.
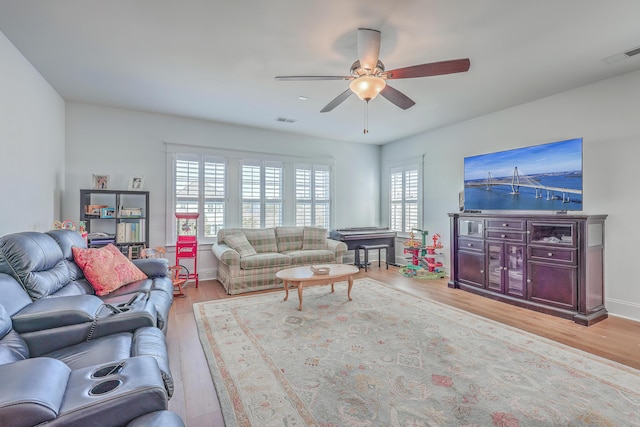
[242,161,283,228]
[390,166,419,233]
[175,154,227,240]
[203,158,226,237]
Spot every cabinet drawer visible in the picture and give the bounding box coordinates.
[486,219,525,231]
[458,237,484,252]
[486,231,526,243]
[528,246,577,265]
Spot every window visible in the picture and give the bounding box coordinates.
[390,166,419,233]
[241,161,283,228]
[168,145,333,244]
[175,154,226,241]
[295,164,331,228]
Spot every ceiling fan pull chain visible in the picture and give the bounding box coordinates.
[363,100,369,134]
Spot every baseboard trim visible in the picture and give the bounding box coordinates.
[605,297,640,322]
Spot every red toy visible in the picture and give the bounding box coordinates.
[175,213,199,287]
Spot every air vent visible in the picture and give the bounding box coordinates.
[275,117,297,123]
[603,45,640,64]
[625,46,640,57]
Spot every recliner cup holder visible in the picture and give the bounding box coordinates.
[92,362,125,378]
[89,379,122,396]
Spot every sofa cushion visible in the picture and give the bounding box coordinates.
[0,231,71,300]
[72,245,147,296]
[240,253,291,270]
[302,227,328,250]
[243,228,278,253]
[223,234,257,257]
[285,249,337,265]
[46,229,88,282]
[275,227,304,252]
[44,332,133,369]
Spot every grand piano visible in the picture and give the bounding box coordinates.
[330,227,397,266]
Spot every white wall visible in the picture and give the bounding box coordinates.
[0,31,65,235]
[382,69,640,321]
[64,103,380,277]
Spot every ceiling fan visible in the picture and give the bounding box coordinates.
[275,28,471,119]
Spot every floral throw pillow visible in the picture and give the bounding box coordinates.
[223,234,258,258]
[72,244,147,296]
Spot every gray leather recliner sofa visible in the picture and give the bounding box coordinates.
[0,302,183,426]
[0,229,173,334]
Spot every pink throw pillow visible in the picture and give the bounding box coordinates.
[72,244,147,296]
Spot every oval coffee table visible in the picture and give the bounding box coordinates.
[276,264,359,311]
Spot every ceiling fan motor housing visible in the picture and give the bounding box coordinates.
[350,60,385,77]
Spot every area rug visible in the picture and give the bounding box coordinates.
[193,279,640,426]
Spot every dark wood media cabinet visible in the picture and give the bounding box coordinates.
[448,213,607,326]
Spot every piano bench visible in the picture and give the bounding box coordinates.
[356,244,390,272]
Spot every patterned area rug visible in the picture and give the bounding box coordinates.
[193,279,640,426]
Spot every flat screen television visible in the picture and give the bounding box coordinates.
[463,138,583,212]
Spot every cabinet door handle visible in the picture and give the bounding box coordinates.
[468,243,473,247]
[501,234,507,238]
[502,223,508,227]
[480,270,484,274]
[527,279,531,283]
[548,252,553,257]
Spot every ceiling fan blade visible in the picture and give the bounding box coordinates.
[384,58,470,79]
[357,28,381,72]
[380,85,416,110]
[320,89,353,113]
[275,75,351,81]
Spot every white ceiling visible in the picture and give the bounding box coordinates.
[1,1,640,145]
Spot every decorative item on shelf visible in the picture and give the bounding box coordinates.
[100,207,115,218]
[61,220,76,230]
[119,207,143,217]
[51,220,63,230]
[92,174,110,190]
[128,176,145,190]
[78,221,88,244]
[85,204,108,216]
[310,266,330,275]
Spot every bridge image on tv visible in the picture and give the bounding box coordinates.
[464,138,583,211]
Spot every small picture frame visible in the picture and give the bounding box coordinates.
[129,176,145,190]
[100,207,115,218]
[92,174,110,190]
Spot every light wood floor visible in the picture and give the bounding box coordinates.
[167,266,640,427]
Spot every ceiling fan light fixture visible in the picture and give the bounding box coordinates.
[349,75,386,101]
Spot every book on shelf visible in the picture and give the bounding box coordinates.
[116,220,145,243]
[87,232,115,239]
[118,206,143,218]
[89,239,115,245]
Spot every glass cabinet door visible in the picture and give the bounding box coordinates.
[459,218,484,237]
[486,242,525,297]
[487,243,503,292]
[505,244,525,297]
[528,221,576,246]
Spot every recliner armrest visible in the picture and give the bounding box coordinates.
[12,295,103,334]
[132,258,169,278]
[0,358,71,427]
[55,356,168,426]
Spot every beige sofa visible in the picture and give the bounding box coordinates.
[212,226,347,295]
